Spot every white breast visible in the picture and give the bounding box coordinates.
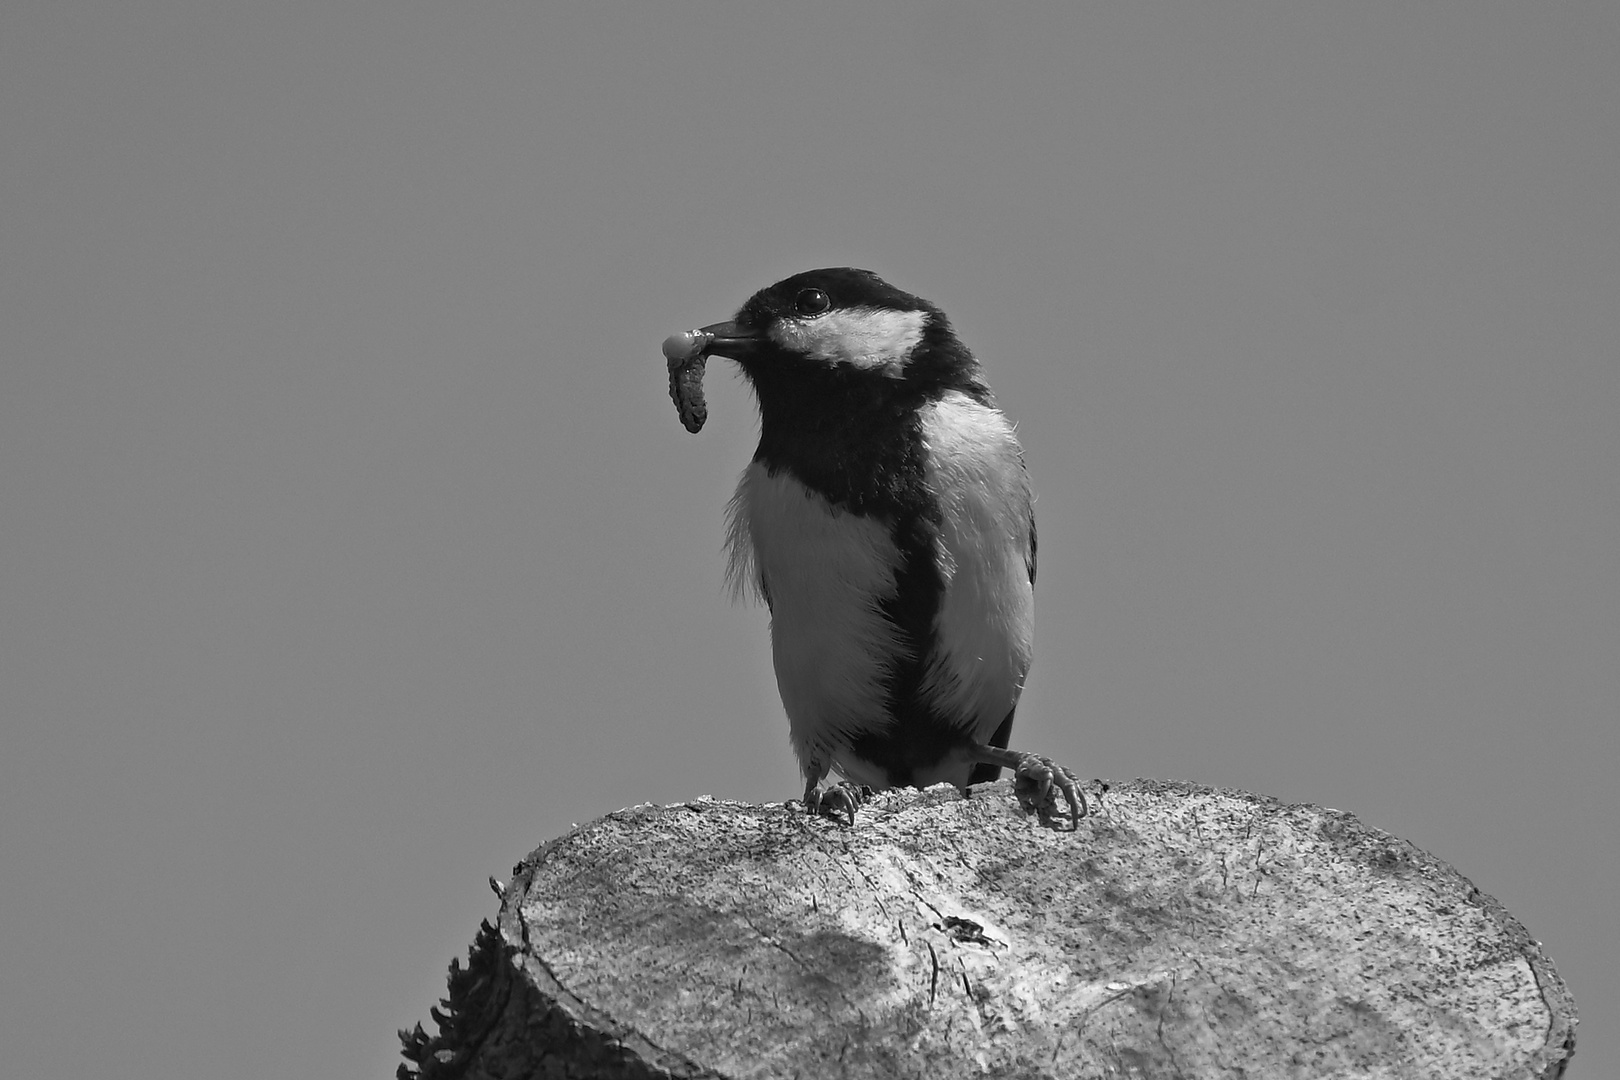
[726,463,906,774]
[915,391,1035,743]
[726,392,1034,787]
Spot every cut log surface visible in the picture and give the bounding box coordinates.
[407,779,1576,1079]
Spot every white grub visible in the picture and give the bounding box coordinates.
[666,342,709,433]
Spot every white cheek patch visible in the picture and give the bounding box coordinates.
[768,307,928,376]
[726,463,907,774]
[915,391,1036,742]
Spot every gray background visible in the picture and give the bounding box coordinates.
[2,3,1613,1077]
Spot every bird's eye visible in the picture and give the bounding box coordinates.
[794,288,832,317]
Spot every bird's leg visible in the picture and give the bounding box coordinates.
[969,744,1086,829]
[801,769,869,826]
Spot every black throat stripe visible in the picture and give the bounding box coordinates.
[853,505,986,787]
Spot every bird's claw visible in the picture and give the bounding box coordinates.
[1011,754,1087,830]
[803,780,869,826]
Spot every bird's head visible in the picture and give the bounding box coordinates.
[706,268,982,384]
[662,268,989,435]
[710,268,935,374]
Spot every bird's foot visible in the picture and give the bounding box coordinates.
[1010,754,1087,830]
[969,743,1088,830]
[801,778,869,826]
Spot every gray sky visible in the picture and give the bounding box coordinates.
[2,3,1614,1077]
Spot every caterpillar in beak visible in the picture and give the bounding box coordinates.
[662,329,713,434]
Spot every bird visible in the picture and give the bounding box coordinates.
[663,268,1083,827]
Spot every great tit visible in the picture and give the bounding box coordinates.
[664,268,1083,827]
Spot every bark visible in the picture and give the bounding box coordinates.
[401,778,1576,1079]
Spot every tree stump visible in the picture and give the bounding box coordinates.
[400,779,1576,1079]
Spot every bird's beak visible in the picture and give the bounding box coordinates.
[697,320,764,360]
